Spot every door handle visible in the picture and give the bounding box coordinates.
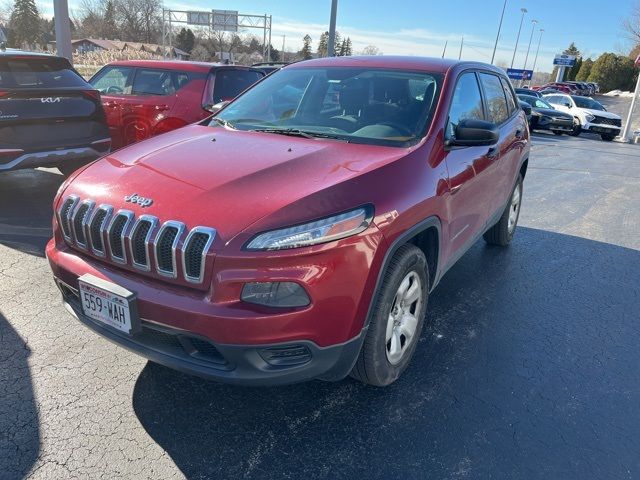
[515,129,524,140]
[487,146,499,159]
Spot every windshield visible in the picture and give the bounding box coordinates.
[0,57,87,89]
[211,67,442,147]
[520,96,553,109]
[573,96,605,111]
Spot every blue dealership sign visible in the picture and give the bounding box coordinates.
[553,54,577,66]
[506,68,533,80]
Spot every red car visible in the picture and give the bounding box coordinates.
[47,56,530,386]
[89,60,264,149]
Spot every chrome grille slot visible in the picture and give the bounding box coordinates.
[182,227,216,283]
[57,195,79,240]
[71,201,94,248]
[154,221,185,277]
[107,211,133,263]
[88,205,113,256]
[129,215,158,271]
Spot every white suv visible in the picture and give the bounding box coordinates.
[542,94,621,141]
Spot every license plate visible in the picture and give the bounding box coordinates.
[78,274,139,335]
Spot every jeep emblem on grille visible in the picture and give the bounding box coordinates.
[124,193,153,207]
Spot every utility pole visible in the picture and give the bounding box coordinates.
[53,0,73,62]
[327,0,338,57]
[531,29,544,82]
[522,19,538,71]
[459,35,463,60]
[621,56,640,142]
[491,0,508,64]
[442,40,448,58]
[510,8,527,69]
[282,35,286,63]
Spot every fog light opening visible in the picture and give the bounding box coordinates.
[241,282,310,308]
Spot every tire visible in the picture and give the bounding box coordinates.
[601,134,616,141]
[350,244,429,387]
[483,174,523,246]
[58,161,89,177]
[552,130,564,136]
[569,117,581,137]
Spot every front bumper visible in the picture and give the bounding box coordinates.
[57,277,365,385]
[533,116,574,132]
[582,122,621,136]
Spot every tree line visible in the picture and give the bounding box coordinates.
[549,42,638,92]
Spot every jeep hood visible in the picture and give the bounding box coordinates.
[65,125,408,239]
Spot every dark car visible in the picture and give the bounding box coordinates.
[89,61,264,149]
[0,50,110,176]
[48,56,530,387]
[518,94,574,135]
[515,87,541,98]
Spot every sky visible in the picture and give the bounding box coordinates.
[41,0,637,72]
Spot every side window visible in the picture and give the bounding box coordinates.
[132,69,175,96]
[499,77,517,114]
[90,66,133,95]
[479,73,509,124]
[447,72,484,139]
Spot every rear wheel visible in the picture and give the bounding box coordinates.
[350,244,429,387]
[483,174,523,246]
[569,118,581,137]
[601,134,616,141]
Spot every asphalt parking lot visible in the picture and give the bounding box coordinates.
[2,118,640,478]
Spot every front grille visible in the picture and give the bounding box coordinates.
[72,202,93,247]
[57,195,216,285]
[108,213,131,261]
[155,222,184,277]
[130,216,157,270]
[592,115,621,127]
[58,195,78,239]
[183,228,215,283]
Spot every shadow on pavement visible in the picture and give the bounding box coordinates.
[0,169,63,257]
[132,227,640,480]
[0,312,40,479]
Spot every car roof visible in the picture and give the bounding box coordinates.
[285,55,504,75]
[107,60,260,72]
[0,49,60,59]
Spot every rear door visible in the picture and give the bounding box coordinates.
[0,56,109,153]
[89,64,135,149]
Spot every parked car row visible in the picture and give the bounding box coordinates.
[0,50,267,174]
[531,81,599,96]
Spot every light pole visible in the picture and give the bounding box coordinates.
[510,7,527,69]
[327,0,338,57]
[531,28,544,82]
[522,19,538,71]
[491,0,508,64]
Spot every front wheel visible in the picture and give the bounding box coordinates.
[569,118,582,136]
[483,174,523,246]
[350,244,429,387]
[601,134,616,141]
[552,130,564,136]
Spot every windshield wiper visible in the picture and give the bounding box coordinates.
[211,117,236,129]
[251,128,349,142]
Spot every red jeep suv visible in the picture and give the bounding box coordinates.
[47,56,529,386]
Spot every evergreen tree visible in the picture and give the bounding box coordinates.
[301,34,312,60]
[175,28,195,53]
[567,57,582,81]
[338,39,347,56]
[317,31,328,57]
[575,58,593,82]
[344,37,353,56]
[8,0,41,48]
[588,53,636,92]
[102,0,118,39]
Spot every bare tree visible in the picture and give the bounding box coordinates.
[361,45,382,56]
[622,1,640,45]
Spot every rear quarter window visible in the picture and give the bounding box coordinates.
[209,69,264,104]
[0,57,87,88]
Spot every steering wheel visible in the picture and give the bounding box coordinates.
[106,85,124,94]
[378,122,413,136]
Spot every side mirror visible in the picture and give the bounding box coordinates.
[204,100,230,114]
[450,119,499,147]
[519,101,532,117]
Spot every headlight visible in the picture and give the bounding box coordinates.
[245,206,373,250]
[585,113,595,122]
